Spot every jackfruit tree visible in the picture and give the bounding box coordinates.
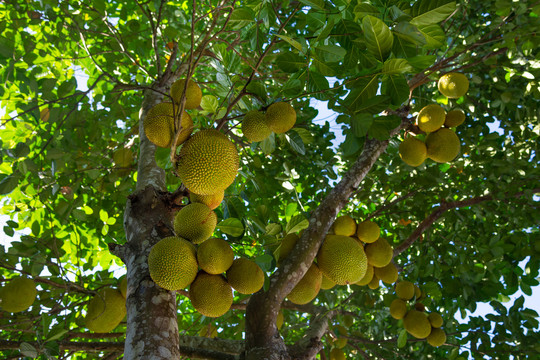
[1,1,539,359]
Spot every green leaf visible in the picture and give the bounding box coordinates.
[260,133,275,154]
[276,35,303,52]
[342,75,379,112]
[361,15,394,61]
[266,223,282,236]
[315,45,347,62]
[286,215,309,234]
[354,4,380,21]
[286,131,305,155]
[417,24,445,49]
[397,329,408,347]
[382,59,413,74]
[393,22,427,46]
[246,82,267,102]
[229,8,255,29]
[57,79,77,98]
[369,114,401,140]
[200,95,218,113]
[355,95,390,114]
[0,174,20,195]
[0,36,14,58]
[45,325,69,342]
[407,55,438,69]
[411,0,457,26]
[255,254,274,272]
[316,18,335,42]
[308,71,329,95]
[382,74,409,106]
[299,0,325,11]
[20,342,38,358]
[276,52,305,73]
[351,113,373,137]
[217,218,244,237]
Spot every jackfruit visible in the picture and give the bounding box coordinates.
[226,258,265,294]
[332,324,348,349]
[170,78,202,109]
[189,190,224,210]
[368,274,380,289]
[197,238,234,275]
[399,136,427,167]
[0,277,37,313]
[444,109,466,127]
[403,309,432,339]
[329,348,346,360]
[354,264,374,286]
[417,104,446,133]
[119,277,127,298]
[174,203,217,244]
[343,314,355,328]
[426,128,461,163]
[264,102,296,134]
[148,236,198,290]
[438,72,469,99]
[287,263,322,305]
[395,281,415,300]
[390,298,407,319]
[373,262,398,284]
[189,272,233,318]
[242,110,272,142]
[356,220,380,243]
[414,285,422,299]
[428,312,444,328]
[364,237,393,268]
[143,102,193,148]
[427,327,446,346]
[277,233,299,264]
[177,129,239,195]
[113,148,133,168]
[198,323,218,338]
[332,215,357,236]
[317,235,368,285]
[320,274,336,290]
[276,309,284,330]
[85,288,126,332]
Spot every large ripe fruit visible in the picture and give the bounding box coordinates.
[403,309,432,339]
[226,258,265,295]
[189,272,233,318]
[148,236,198,290]
[427,327,447,346]
[0,277,37,313]
[189,190,224,210]
[356,220,380,243]
[373,262,398,284]
[399,136,427,167]
[444,109,466,127]
[428,312,444,328]
[354,264,374,286]
[119,277,127,298]
[426,127,461,163]
[332,215,357,236]
[143,102,193,148]
[368,274,380,289]
[85,288,126,332]
[264,102,296,134]
[364,237,393,268]
[170,78,202,109]
[438,72,469,99]
[174,203,217,244]
[320,274,336,290]
[277,233,299,264]
[197,238,234,275]
[395,281,415,300]
[317,235,368,285]
[287,263,322,305]
[242,110,272,142]
[417,104,446,133]
[329,348,346,360]
[390,298,408,319]
[177,129,239,195]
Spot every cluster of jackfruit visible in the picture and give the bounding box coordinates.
[399,72,469,167]
[0,276,37,313]
[85,283,127,333]
[389,280,447,347]
[241,101,296,143]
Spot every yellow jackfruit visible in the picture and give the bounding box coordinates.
[368,274,380,289]
[332,324,348,349]
[277,233,299,264]
[148,236,198,290]
[242,110,272,142]
[177,129,239,195]
[417,104,446,133]
[197,238,234,275]
[395,281,415,300]
[276,309,284,330]
[85,288,126,332]
[438,72,469,99]
[444,109,466,127]
[426,127,461,163]
[373,262,398,284]
[332,215,357,236]
[356,220,380,243]
[364,237,393,268]
[189,190,224,210]
[390,298,408,319]
[226,258,265,295]
[143,102,193,148]
[427,327,447,346]
[428,312,444,328]
[287,263,322,305]
[399,136,427,167]
[170,78,202,109]
[320,274,336,290]
[329,348,346,360]
[403,309,432,339]
[174,203,217,244]
[354,264,374,286]
[0,277,37,313]
[264,102,296,134]
[317,235,368,285]
[189,272,233,318]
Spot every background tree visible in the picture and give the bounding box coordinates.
[1,0,539,359]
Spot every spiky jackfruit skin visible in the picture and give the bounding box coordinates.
[226,258,265,294]
[0,277,37,313]
[189,190,224,210]
[373,262,398,284]
[85,288,126,332]
[403,309,432,339]
[426,128,461,163]
[428,312,444,328]
[177,129,239,195]
[364,237,393,268]
[320,274,336,290]
[417,104,446,133]
[189,272,233,318]
[445,109,466,127]
[354,264,374,286]
[427,327,447,346]
[399,136,427,167]
[356,220,380,243]
[368,274,380,289]
[143,103,193,148]
[174,203,217,244]
[119,277,127,298]
[276,309,284,330]
[287,263,322,305]
[148,236,198,290]
[438,72,469,99]
[242,110,272,142]
[395,281,415,300]
[329,348,346,360]
[332,215,357,236]
[264,102,296,134]
[277,233,299,264]
[170,79,202,110]
[317,235,368,285]
[390,298,408,319]
[197,238,234,275]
